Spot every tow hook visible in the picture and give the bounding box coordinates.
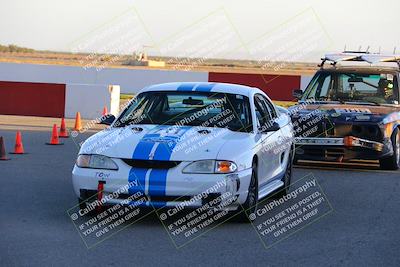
[97,181,106,213]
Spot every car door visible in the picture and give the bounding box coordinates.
[254,94,283,184]
[254,95,276,186]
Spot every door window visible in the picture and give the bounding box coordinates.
[254,95,272,131]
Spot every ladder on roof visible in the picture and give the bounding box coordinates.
[319,51,400,70]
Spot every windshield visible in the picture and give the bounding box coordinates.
[302,71,399,105]
[115,91,253,132]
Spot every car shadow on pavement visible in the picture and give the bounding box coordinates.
[295,160,383,171]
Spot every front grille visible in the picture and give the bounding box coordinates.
[332,124,352,137]
[325,148,345,157]
[294,118,330,137]
[121,159,181,169]
[351,125,382,141]
[320,123,382,141]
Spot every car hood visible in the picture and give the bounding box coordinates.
[80,124,246,161]
[290,103,400,123]
[301,103,397,115]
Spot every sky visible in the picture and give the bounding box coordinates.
[1,0,399,62]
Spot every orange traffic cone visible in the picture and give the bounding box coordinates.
[0,136,10,160]
[74,112,82,131]
[59,118,69,138]
[46,124,64,145]
[102,106,108,116]
[10,131,25,154]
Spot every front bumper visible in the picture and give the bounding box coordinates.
[295,136,384,151]
[294,136,392,161]
[72,160,252,211]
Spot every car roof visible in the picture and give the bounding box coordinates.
[141,82,264,97]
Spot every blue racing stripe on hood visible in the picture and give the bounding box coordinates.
[132,141,156,160]
[128,125,191,207]
[129,128,162,196]
[152,127,191,160]
[148,127,190,197]
[132,129,163,160]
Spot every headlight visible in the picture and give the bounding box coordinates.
[182,160,237,174]
[383,122,394,138]
[76,154,118,170]
[215,160,237,173]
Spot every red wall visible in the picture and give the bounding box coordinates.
[209,72,300,101]
[0,81,65,117]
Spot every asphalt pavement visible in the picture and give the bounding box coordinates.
[0,129,399,266]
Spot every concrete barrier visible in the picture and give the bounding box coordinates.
[0,62,315,119]
[65,84,120,119]
[0,62,314,99]
[0,62,208,94]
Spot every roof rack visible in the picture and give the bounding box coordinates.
[319,51,400,70]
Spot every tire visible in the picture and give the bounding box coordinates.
[379,128,400,170]
[293,156,299,165]
[234,159,258,223]
[275,147,293,198]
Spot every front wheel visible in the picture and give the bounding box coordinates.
[234,160,258,223]
[379,128,400,170]
[275,148,293,198]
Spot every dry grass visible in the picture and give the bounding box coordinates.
[273,100,297,108]
[0,51,317,75]
[120,94,134,100]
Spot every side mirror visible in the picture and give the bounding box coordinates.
[100,114,116,125]
[292,89,303,100]
[259,122,280,133]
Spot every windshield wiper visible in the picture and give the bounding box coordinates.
[329,99,381,106]
[114,118,154,127]
[330,99,346,104]
[345,100,381,106]
[313,99,345,104]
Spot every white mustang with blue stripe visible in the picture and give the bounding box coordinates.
[72,82,294,221]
